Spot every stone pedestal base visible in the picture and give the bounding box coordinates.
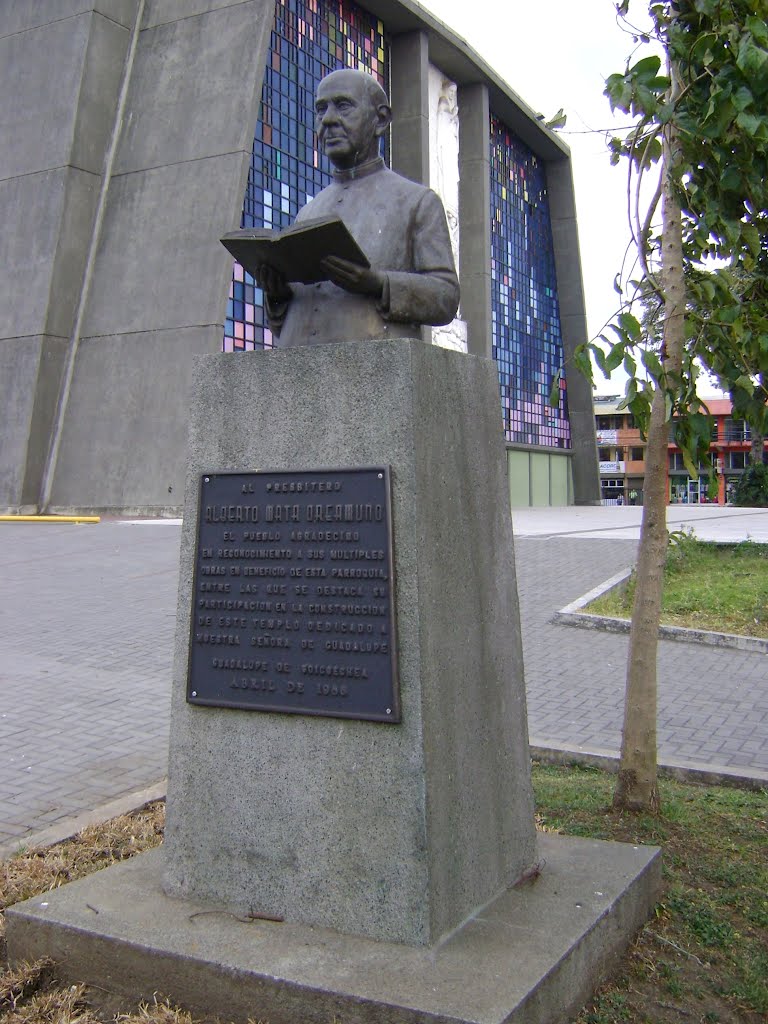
[6,836,661,1024]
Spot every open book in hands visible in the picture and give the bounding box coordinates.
[221,215,370,285]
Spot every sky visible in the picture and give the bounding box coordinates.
[418,0,651,391]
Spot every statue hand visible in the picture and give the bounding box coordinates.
[255,264,293,304]
[320,256,384,298]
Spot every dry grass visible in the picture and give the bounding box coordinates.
[0,805,268,1024]
[0,960,55,1012]
[1,804,167,1024]
[2,982,99,1024]
[0,803,164,945]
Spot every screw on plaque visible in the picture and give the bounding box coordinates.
[378,473,383,479]
[386,708,391,714]
[191,691,197,697]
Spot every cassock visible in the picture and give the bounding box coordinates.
[267,157,459,347]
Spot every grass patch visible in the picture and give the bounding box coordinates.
[1,774,766,1023]
[587,534,768,638]
[534,763,768,1023]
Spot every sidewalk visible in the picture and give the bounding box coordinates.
[1,506,766,854]
[1,521,179,852]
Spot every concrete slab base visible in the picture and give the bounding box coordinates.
[7,834,660,1024]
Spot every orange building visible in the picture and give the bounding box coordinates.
[593,394,765,506]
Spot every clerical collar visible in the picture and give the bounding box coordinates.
[332,156,385,183]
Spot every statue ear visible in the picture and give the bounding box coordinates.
[374,103,392,137]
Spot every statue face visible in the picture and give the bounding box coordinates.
[315,71,383,169]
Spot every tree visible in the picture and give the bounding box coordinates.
[576,0,768,811]
[731,462,768,505]
[693,228,768,462]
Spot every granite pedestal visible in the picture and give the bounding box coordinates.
[163,338,536,946]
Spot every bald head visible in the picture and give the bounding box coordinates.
[315,69,392,170]
[322,68,389,108]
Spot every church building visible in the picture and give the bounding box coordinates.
[0,0,598,514]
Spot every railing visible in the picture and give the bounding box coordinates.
[723,424,751,442]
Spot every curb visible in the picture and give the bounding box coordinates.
[531,743,768,792]
[0,780,166,862]
[553,567,768,655]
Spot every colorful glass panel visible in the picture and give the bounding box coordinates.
[490,114,570,449]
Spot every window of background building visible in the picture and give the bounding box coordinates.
[724,418,751,442]
[596,415,620,431]
[600,478,624,496]
[631,446,644,461]
[728,451,748,469]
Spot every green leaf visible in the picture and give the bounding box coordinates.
[631,55,662,81]
[741,222,761,258]
[731,85,755,113]
[618,311,642,342]
[736,110,764,136]
[746,15,768,47]
[604,344,627,373]
[639,135,663,167]
[720,165,742,193]
[592,343,609,377]
[699,278,716,303]
[690,31,718,63]
[548,372,562,408]
[641,349,663,380]
[681,447,700,480]
[605,74,632,113]
[737,35,768,78]
[693,0,718,17]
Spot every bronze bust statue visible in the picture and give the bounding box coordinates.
[257,69,459,347]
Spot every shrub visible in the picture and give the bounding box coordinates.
[732,463,768,507]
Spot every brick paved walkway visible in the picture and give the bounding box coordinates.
[1,508,765,852]
[0,521,179,849]
[516,535,768,774]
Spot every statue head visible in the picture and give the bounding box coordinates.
[315,69,391,170]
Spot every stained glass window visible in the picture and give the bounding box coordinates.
[490,114,570,449]
[224,0,389,352]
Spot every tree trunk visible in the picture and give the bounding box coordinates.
[750,430,765,465]
[613,63,685,814]
[750,372,766,464]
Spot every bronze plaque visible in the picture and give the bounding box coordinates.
[187,468,399,723]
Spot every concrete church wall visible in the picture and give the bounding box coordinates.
[0,3,139,511]
[0,1,273,514]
